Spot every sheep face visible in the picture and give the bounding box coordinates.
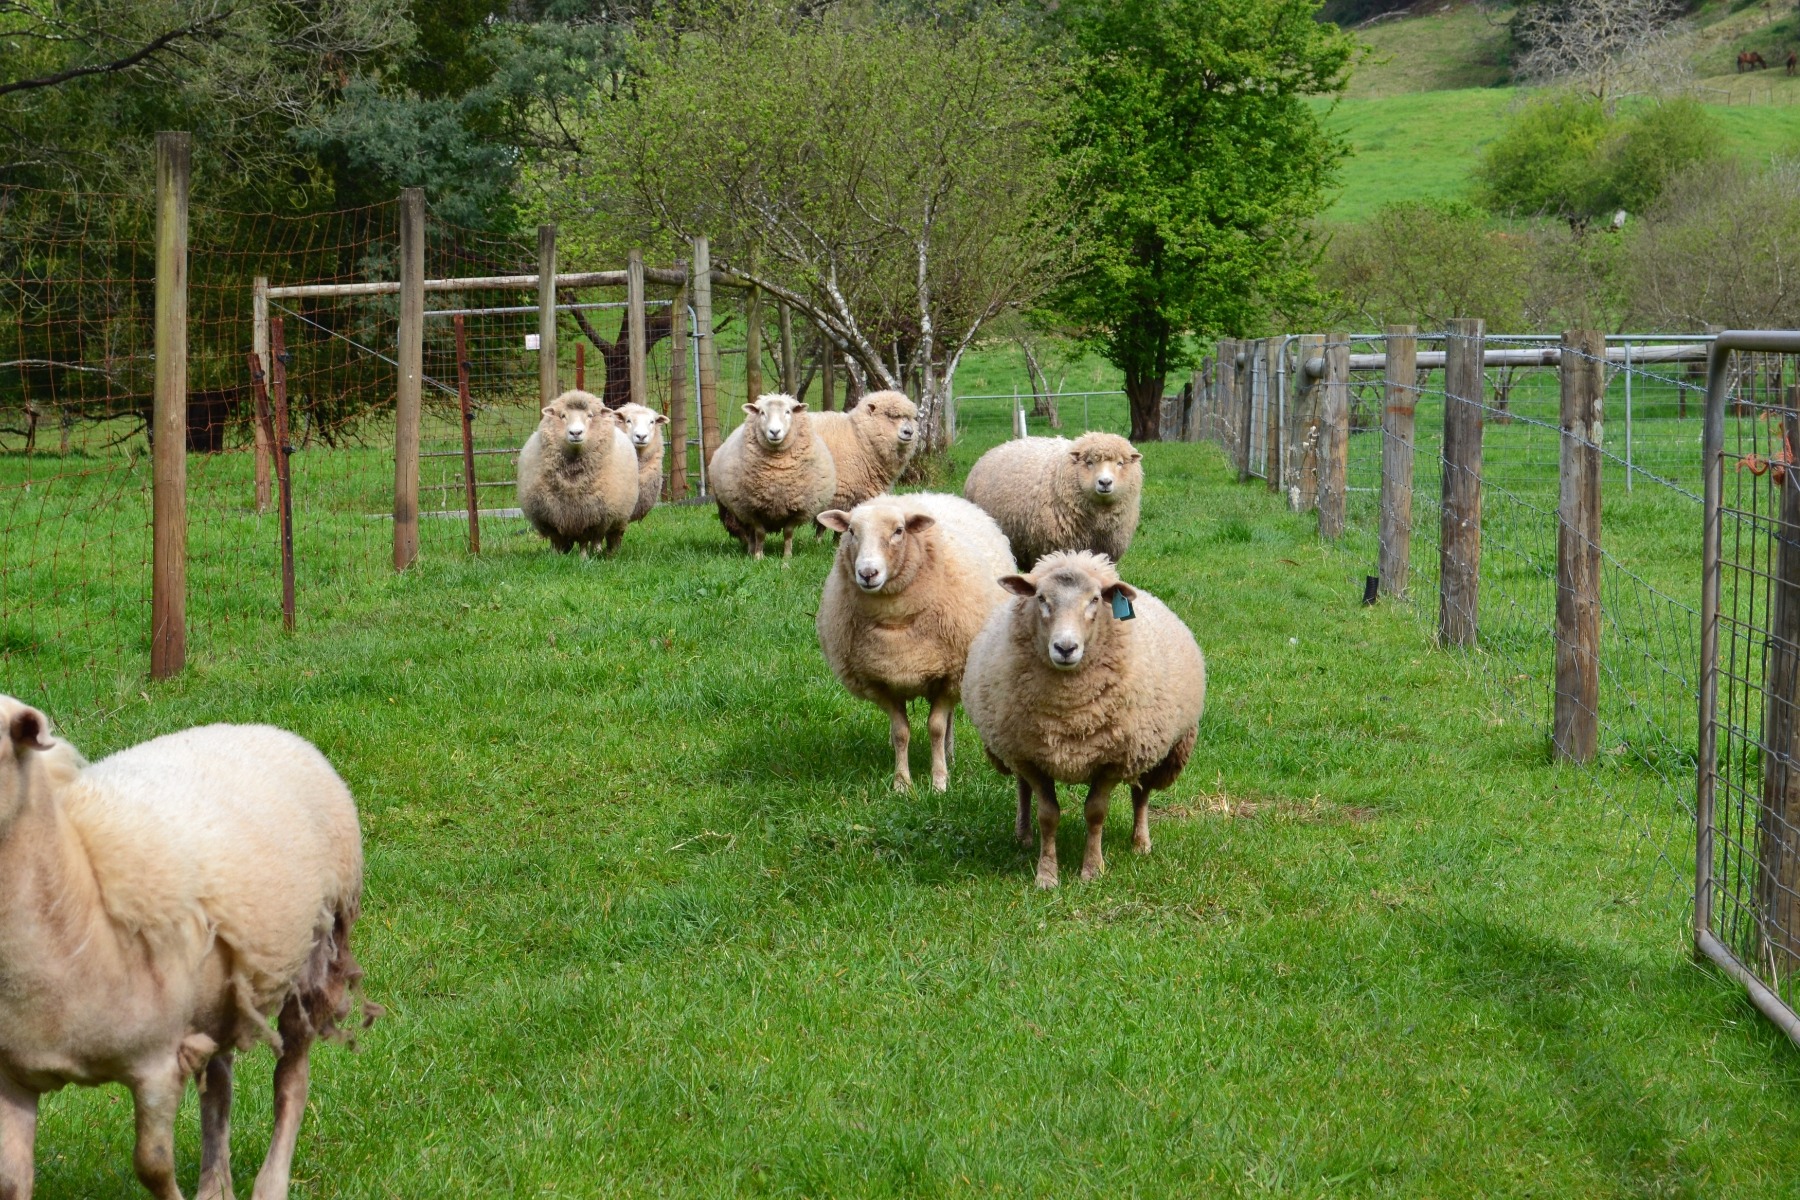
[820,504,937,594]
[861,393,919,450]
[745,394,806,450]
[619,403,668,451]
[540,394,614,456]
[1068,434,1142,505]
[0,695,53,825]
[1000,564,1138,671]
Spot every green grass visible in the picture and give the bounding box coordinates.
[6,376,1800,1195]
[1347,6,1514,99]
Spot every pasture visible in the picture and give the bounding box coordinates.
[7,386,1800,1195]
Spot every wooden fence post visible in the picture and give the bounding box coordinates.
[669,259,690,500]
[454,314,480,555]
[745,267,763,403]
[1235,341,1255,482]
[1554,328,1604,762]
[1761,385,1800,978]
[1318,330,1351,539]
[1378,325,1419,597]
[270,318,296,631]
[692,237,719,485]
[1264,339,1283,493]
[1438,317,1485,647]
[821,333,836,412]
[151,130,188,680]
[538,223,558,405]
[1292,334,1325,511]
[251,274,273,512]
[627,248,648,409]
[575,341,585,392]
[1214,340,1237,466]
[394,187,425,572]
[779,303,797,395]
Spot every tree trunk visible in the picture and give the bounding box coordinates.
[1125,372,1165,442]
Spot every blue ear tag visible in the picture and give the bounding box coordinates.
[1111,591,1135,620]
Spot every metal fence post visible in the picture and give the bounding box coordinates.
[1624,338,1634,492]
[1318,331,1350,539]
[252,274,273,513]
[1554,329,1604,762]
[393,187,424,571]
[1759,384,1800,981]
[454,314,480,555]
[1439,317,1485,648]
[1235,341,1254,482]
[538,223,559,405]
[1264,339,1282,492]
[1378,325,1418,597]
[270,318,296,630]
[669,259,690,500]
[151,131,189,680]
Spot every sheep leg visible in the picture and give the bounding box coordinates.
[251,1003,313,1200]
[129,1062,186,1200]
[197,1053,235,1200]
[749,528,766,560]
[1014,777,1033,846]
[925,693,954,791]
[1021,766,1060,888]
[781,525,796,561]
[604,527,624,557]
[0,1074,38,1200]
[1130,783,1152,855]
[881,696,912,790]
[1080,774,1119,882]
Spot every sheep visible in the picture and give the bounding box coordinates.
[615,401,669,523]
[516,389,639,555]
[963,432,1144,569]
[709,393,836,560]
[807,390,919,515]
[816,493,1015,791]
[962,551,1206,888]
[0,695,375,1200]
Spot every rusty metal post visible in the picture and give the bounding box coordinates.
[455,314,480,555]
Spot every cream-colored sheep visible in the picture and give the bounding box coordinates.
[0,696,374,1200]
[962,552,1206,888]
[963,432,1144,569]
[615,401,669,523]
[710,393,836,560]
[516,389,638,555]
[807,390,919,514]
[816,493,1015,791]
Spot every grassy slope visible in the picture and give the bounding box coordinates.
[8,383,1800,1195]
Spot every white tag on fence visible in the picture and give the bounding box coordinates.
[524,333,541,351]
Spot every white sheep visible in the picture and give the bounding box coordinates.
[0,695,375,1200]
[709,393,836,560]
[807,390,919,515]
[962,551,1206,887]
[615,401,669,523]
[816,493,1015,791]
[963,432,1144,569]
[516,389,639,555]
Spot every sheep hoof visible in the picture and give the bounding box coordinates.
[892,775,912,792]
[930,772,948,792]
[1132,836,1152,856]
[1015,825,1033,847]
[1079,861,1104,882]
[1035,863,1059,889]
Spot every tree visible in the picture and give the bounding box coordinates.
[1045,0,1354,442]
[1511,0,1689,104]
[545,12,1071,453]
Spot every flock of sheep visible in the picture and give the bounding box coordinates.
[0,387,1207,1197]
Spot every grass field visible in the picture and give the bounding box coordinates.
[8,366,1800,1195]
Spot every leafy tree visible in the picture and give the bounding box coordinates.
[1043,0,1354,442]
[1473,93,1718,224]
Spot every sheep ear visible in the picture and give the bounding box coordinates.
[998,575,1036,597]
[818,509,852,533]
[743,403,761,416]
[655,413,670,426]
[792,402,807,413]
[542,406,557,418]
[1127,452,1142,464]
[1069,450,1083,463]
[8,705,53,754]
[903,513,936,535]
[1103,581,1139,602]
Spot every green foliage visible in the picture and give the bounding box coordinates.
[1321,200,1533,329]
[1474,94,1721,221]
[1044,0,1354,439]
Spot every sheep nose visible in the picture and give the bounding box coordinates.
[857,565,881,584]
[1051,637,1082,663]
[1095,476,1114,492]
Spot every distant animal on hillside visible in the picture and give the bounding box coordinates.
[1739,50,1769,71]
[1787,49,1796,75]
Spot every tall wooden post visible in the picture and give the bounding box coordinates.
[1318,331,1351,538]
[1292,334,1325,511]
[455,314,481,555]
[251,275,273,512]
[1378,325,1419,598]
[575,342,586,392]
[1439,317,1485,647]
[1554,329,1605,762]
[692,237,719,481]
[821,333,836,412]
[538,223,558,405]
[1215,341,1238,468]
[669,260,690,500]
[627,248,648,410]
[1761,386,1800,977]
[270,318,296,631]
[745,270,763,403]
[1235,341,1255,482]
[779,303,797,394]
[151,131,189,680]
[394,187,425,572]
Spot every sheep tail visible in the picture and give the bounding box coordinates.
[292,896,381,1048]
